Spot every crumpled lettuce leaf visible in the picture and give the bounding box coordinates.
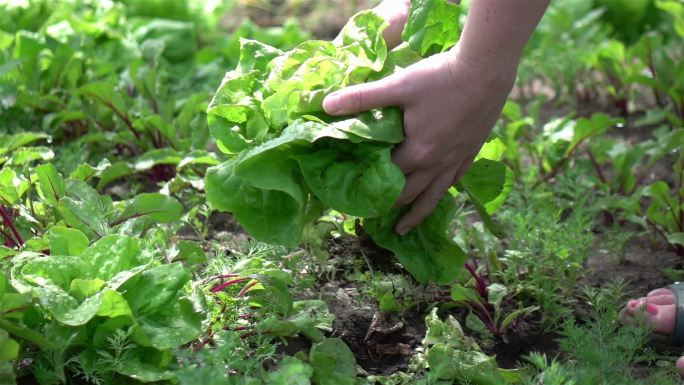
[362,196,464,285]
[296,141,404,217]
[206,112,404,247]
[206,158,306,247]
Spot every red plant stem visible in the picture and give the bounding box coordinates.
[586,150,607,185]
[192,339,209,352]
[471,300,499,336]
[237,281,258,298]
[192,333,214,352]
[0,207,23,246]
[224,325,255,340]
[629,164,658,196]
[86,93,141,141]
[586,150,616,225]
[144,129,158,148]
[1,228,17,248]
[646,218,671,246]
[465,263,488,302]
[672,99,684,123]
[0,303,30,315]
[210,277,250,293]
[534,137,589,188]
[156,130,164,148]
[646,42,664,108]
[605,73,627,115]
[665,202,681,233]
[0,195,11,207]
[211,274,240,281]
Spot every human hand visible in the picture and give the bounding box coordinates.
[322,48,517,235]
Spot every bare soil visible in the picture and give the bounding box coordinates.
[322,282,425,375]
[581,234,680,300]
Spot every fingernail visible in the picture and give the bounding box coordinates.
[323,92,341,114]
[646,303,659,315]
[628,300,638,308]
[396,226,410,236]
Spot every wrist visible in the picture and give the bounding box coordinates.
[446,45,518,91]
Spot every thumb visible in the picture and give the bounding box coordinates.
[322,75,405,116]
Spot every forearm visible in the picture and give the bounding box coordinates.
[455,0,550,77]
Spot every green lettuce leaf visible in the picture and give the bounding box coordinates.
[401,0,462,57]
[206,159,306,247]
[296,141,404,217]
[9,235,206,378]
[362,196,465,284]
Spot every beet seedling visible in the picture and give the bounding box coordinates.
[451,262,539,342]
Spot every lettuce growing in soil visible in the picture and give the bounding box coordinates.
[205,0,512,284]
[9,234,208,382]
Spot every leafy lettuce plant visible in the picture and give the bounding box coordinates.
[0,272,57,384]
[413,308,520,385]
[205,0,512,285]
[9,233,208,383]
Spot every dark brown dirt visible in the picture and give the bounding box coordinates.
[274,231,429,375]
[275,334,312,357]
[320,282,425,375]
[208,211,246,237]
[580,234,681,299]
[484,315,559,369]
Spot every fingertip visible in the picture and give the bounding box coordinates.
[676,356,684,378]
[395,216,410,235]
[626,298,645,316]
[396,223,411,236]
[395,215,418,236]
[322,92,342,115]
